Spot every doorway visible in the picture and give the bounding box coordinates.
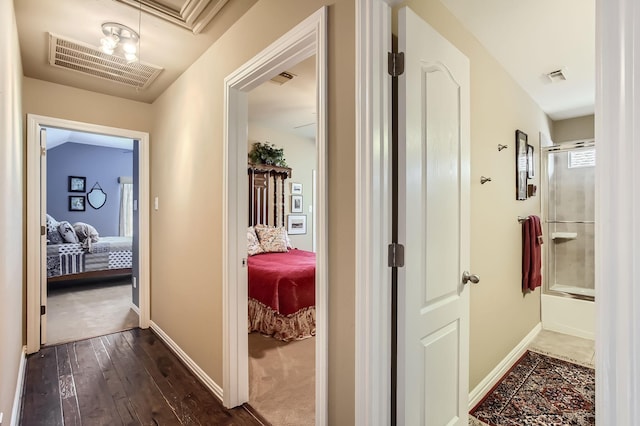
[42,127,138,345]
[222,7,328,424]
[245,55,318,425]
[26,114,151,354]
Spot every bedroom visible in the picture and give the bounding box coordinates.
[245,55,317,425]
[43,128,138,344]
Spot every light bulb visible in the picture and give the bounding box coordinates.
[100,45,114,55]
[122,42,137,54]
[100,34,119,49]
[124,52,137,62]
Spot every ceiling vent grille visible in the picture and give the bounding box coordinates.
[48,33,163,90]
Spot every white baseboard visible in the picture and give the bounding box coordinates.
[130,302,140,316]
[468,323,542,410]
[10,346,27,426]
[149,322,223,401]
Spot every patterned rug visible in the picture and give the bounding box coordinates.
[470,350,595,425]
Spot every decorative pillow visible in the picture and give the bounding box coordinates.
[281,226,293,249]
[73,222,99,243]
[247,227,264,256]
[46,214,63,245]
[58,221,79,243]
[254,225,288,253]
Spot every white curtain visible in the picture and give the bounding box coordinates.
[119,182,133,237]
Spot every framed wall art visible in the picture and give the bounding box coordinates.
[68,176,86,192]
[287,215,306,235]
[515,130,528,200]
[69,195,86,211]
[291,195,303,213]
[291,182,303,194]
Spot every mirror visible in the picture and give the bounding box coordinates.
[87,182,107,209]
[516,130,528,200]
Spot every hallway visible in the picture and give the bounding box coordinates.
[20,329,262,425]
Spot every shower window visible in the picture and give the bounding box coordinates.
[543,141,595,300]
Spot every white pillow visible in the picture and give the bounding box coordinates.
[254,225,288,253]
[73,222,99,243]
[46,214,64,244]
[247,227,264,256]
[58,221,79,243]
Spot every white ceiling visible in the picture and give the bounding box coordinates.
[46,128,133,151]
[440,0,595,120]
[249,56,317,141]
[14,0,257,103]
[14,0,594,132]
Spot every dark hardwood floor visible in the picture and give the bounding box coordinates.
[20,328,263,425]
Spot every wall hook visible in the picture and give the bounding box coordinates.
[498,144,508,151]
[480,176,492,184]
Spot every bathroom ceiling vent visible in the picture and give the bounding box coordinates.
[270,71,296,85]
[546,68,568,83]
[48,33,163,90]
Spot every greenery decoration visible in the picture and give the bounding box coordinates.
[248,142,288,167]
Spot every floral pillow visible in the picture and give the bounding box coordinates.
[46,214,64,244]
[247,227,264,256]
[58,221,79,243]
[254,225,289,253]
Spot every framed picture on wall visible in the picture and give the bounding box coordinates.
[69,195,86,211]
[291,195,303,213]
[291,182,303,194]
[68,176,86,192]
[287,215,306,235]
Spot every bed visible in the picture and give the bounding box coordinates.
[47,236,133,282]
[247,163,316,341]
[46,214,132,283]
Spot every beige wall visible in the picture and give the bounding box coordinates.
[395,1,552,389]
[248,124,315,251]
[553,114,595,142]
[150,1,355,423]
[22,78,153,133]
[0,1,25,423]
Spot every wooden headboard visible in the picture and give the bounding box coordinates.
[248,163,292,227]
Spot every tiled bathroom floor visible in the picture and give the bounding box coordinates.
[528,329,595,367]
[468,329,595,425]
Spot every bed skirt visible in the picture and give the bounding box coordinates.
[248,298,315,341]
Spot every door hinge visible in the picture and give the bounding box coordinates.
[41,225,46,236]
[40,147,46,156]
[388,52,405,77]
[388,243,405,268]
[40,305,46,315]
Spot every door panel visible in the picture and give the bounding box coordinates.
[398,6,470,425]
[40,127,47,345]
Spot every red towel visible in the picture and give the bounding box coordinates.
[522,215,543,291]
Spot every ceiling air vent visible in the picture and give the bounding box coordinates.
[270,71,296,85]
[48,33,163,90]
[546,68,568,83]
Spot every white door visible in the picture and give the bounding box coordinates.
[39,127,48,345]
[397,7,471,425]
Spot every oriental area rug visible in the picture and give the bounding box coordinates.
[470,350,595,425]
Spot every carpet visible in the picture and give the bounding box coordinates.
[248,332,315,426]
[46,278,139,345]
[470,350,595,425]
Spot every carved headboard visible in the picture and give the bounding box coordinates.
[248,163,292,227]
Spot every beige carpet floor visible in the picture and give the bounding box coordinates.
[248,333,315,426]
[46,279,139,345]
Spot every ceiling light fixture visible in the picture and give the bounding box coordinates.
[100,22,139,62]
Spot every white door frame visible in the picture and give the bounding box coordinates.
[355,0,636,424]
[26,114,151,354]
[355,0,395,424]
[222,7,328,424]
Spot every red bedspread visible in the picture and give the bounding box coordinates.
[248,249,316,316]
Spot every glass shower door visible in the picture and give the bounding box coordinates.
[543,142,595,300]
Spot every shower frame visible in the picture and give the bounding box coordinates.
[541,139,595,302]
